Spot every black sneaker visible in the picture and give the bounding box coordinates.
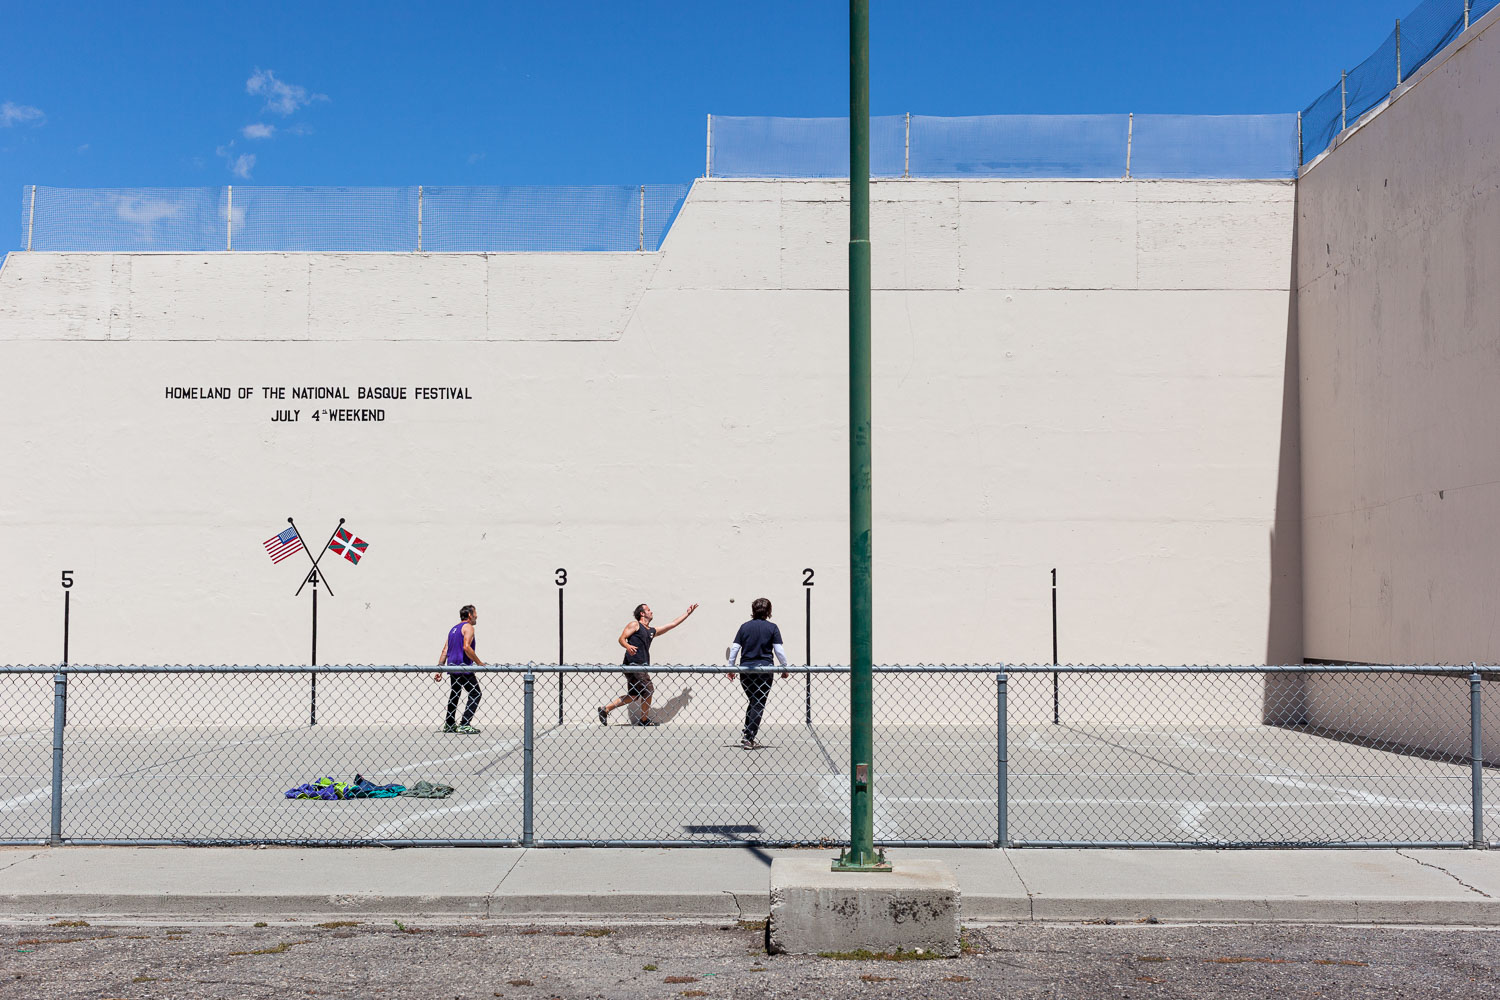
[597,706,608,726]
[633,719,658,727]
[741,737,762,749]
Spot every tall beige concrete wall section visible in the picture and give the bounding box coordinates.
[0,177,1298,725]
[1296,10,1500,759]
[1298,9,1500,666]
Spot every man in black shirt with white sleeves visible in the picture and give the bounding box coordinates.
[725,597,790,749]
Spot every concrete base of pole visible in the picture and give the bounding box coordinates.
[766,858,961,957]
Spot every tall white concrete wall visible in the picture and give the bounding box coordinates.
[0,177,1298,716]
[1297,10,1500,665]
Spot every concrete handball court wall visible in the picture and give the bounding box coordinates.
[0,176,1299,725]
[1296,8,1500,758]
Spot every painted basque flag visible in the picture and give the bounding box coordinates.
[263,526,305,564]
[329,527,369,565]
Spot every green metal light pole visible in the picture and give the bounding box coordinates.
[834,0,887,874]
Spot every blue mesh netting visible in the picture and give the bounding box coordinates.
[421,185,685,252]
[25,187,225,251]
[642,184,692,251]
[1302,0,1488,160]
[709,115,905,178]
[17,184,692,253]
[230,186,416,251]
[1131,114,1301,179]
[1301,81,1347,162]
[907,114,1130,178]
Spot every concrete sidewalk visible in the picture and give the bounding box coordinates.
[0,846,1496,924]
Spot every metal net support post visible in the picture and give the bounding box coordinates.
[523,670,535,847]
[417,185,423,252]
[1397,19,1404,85]
[1125,112,1134,178]
[996,670,1008,847]
[226,185,233,251]
[1341,70,1349,131]
[705,114,713,177]
[50,671,66,845]
[27,185,36,252]
[1471,666,1485,848]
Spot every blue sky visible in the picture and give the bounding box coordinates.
[0,0,1414,210]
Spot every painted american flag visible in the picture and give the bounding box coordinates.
[329,526,369,565]
[263,526,305,564]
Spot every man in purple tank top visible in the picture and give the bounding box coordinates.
[432,604,485,734]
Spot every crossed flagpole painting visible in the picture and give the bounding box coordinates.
[260,516,372,723]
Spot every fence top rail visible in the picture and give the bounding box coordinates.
[0,663,1490,676]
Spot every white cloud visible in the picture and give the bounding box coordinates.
[113,195,181,226]
[0,101,45,127]
[468,152,487,165]
[284,122,314,136]
[216,143,256,179]
[242,123,275,140]
[76,143,90,154]
[246,68,326,116]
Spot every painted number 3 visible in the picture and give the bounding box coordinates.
[555,568,567,587]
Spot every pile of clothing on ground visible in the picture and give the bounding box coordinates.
[283,775,454,800]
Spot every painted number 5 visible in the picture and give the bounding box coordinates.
[60,570,73,589]
[555,568,568,587]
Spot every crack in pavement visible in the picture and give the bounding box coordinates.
[0,850,45,876]
[1001,849,1036,920]
[486,847,530,917]
[1397,849,1495,898]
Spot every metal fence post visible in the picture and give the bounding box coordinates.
[705,114,713,178]
[1341,70,1348,131]
[638,185,645,251]
[1471,666,1484,848]
[1125,112,1134,179]
[27,185,36,251]
[904,112,910,178]
[1297,111,1304,166]
[226,185,233,251]
[1466,0,1472,30]
[50,671,66,845]
[996,670,1008,847]
[417,185,423,252]
[523,670,535,847]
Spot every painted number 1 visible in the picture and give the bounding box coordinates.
[802,568,814,586]
[555,568,567,587]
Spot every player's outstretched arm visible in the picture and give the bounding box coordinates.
[654,603,699,637]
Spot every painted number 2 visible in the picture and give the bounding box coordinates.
[555,568,568,587]
[802,568,815,586]
[60,570,73,589]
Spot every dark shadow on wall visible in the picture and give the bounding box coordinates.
[1264,190,1307,725]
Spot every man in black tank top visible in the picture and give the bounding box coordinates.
[598,601,698,726]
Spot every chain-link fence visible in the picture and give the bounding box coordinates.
[17,184,692,254]
[707,113,1302,180]
[1302,0,1498,161]
[0,665,1491,848]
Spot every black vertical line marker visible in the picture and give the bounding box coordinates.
[804,572,813,725]
[557,584,565,724]
[310,571,318,726]
[1051,567,1059,726]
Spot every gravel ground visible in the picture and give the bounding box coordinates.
[1,918,1497,999]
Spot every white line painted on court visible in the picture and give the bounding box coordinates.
[369,775,524,837]
[0,775,113,813]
